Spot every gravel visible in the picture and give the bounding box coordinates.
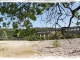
[0,38,80,58]
[31,38,80,57]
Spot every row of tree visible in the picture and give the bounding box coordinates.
[0,28,37,40]
[0,27,79,41]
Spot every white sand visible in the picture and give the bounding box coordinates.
[0,38,80,58]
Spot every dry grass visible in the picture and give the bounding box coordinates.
[0,38,80,58]
[0,41,40,58]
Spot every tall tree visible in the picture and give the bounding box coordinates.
[0,2,80,28]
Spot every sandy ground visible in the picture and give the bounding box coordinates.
[0,38,80,58]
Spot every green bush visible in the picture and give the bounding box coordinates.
[2,31,8,40]
[48,31,55,40]
[40,36,44,40]
[55,31,63,39]
[77,35,80,38]
[26,36,32,41]
[48,31,63,40]
[52,40,60,48]
[8,35,14,40]
[44,36,49,40]
[65,33,78,39]
[26,33,39,41]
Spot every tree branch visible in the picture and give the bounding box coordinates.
[73,6,80,12]
[68,6,80,27]
[68,15,74,27]
[62,3,80,27]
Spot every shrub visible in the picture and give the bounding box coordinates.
[44,36,49,40]
[52,39,60,48]
[48,31,55,40]
[40,36,45,40]
[55,31,63,40]
[65,33,78,39]
[2,31,8,40]
[8,35,14,40]
[77,34,80,38]
[48,31,63,40]
[26,33,39,41]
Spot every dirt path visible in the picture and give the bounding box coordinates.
[0,38,80,58]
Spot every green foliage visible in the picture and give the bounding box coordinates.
[0,28,15,40]
[0,2,79,29]
[13,29,24,38]
[76,22,80,25]
[23,20,32,28]
[12,27,37,41]
[0,2,46,28]
[0,28,79,41]
[12,22,18,29]
[2,31,8,40]
[8,35,14,40]
[78,15,80,20]
[52,40,60,48]
[26,33,39,41]
[0,17,3,22]
[65,33,78,39]
[43,36,49,40]
[17,31,20,38]
[48,31,63,40]
[2,22,6,27]
[75,12,79,18]
[48,31,55,40]
[55,31,63,40]
[40,36,45,40]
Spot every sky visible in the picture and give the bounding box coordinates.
[0,1,80,28]
[30,2,80,28]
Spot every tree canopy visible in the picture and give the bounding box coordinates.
[0,2,80,28]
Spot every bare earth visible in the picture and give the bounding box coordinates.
[0,38,80,58]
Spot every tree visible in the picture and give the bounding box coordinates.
[39,2,80,28]
[0,2,80,28]
[22,20,33,35]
